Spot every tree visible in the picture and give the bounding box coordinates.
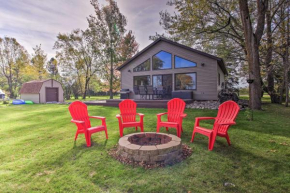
[31,44,47,80]
[0,37,29,98]
[46,57,58,79]
[88,0,127,99]
[54,29,103,99]
[239,0,268,110]
[154,0,275,109]
[100,30,139,92]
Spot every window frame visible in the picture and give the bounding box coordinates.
[152,50,172,71]
[174,72,197,90]
[174,55,197,69]
[133,75,151,86]
[218,73,221,86]
[152,74,173,88]
[133,58,151,72]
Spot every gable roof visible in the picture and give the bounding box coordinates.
[19,79,50,94]
[117,37,228,75]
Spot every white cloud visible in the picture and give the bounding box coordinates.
[0,0,173,59]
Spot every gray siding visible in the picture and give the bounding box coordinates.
[120,41,223,100]
[217,65,225,92]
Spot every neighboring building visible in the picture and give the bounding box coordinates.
[0,89,5,99]
[117,37,227,100]
[20,79,64,103]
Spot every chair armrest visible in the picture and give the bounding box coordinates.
[136,113,144,117]
[180,114,187,118]
[194,117,215,127]
[89,116,106,120]
[216,121,236,126]
[157,112,167,122]
[195,117,215,120]
[71,119,85,124]
[157,112,167,117]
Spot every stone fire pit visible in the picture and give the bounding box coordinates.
[116,132,182,165]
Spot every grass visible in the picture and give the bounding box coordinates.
[0,99,290,192]
[66,95,120,102]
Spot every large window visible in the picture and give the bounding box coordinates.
[153,74,172,90]
[133,59,150,72]
[152,51,172,70]
[175,73,197,90]
[174,56,197,68]
[133,76,151,86]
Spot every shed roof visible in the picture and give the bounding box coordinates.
[117,37,228,75]
[20,79,50,94]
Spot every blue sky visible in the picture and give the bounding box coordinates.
[0,0,173,59]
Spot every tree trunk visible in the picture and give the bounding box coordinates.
[265,4,278,103]
[109,41,114,99]
[239,0,268,110]
[82,77,90,99]
[285,5,290,107]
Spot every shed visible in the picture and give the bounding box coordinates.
[0,89,5,99]
[20,79,64,103]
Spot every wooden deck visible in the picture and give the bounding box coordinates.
[84,99,193,108]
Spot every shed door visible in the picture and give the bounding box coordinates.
[46,88,58,102]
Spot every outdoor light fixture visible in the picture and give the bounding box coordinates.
[247,77,254,121]
[246,79,254,84]
[128,69,131,73]
[201,63,205,67]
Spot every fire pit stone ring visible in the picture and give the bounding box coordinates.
[117,132,182,165]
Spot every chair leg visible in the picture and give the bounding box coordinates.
[141,123,144,132]
[191,130,196,142]
[135,126,138,131]
[119,126,124,137]
[176,126,180,137]
[209,133,217,151]
[74,132,79,141]
[156,124,160,133]
[166,127,168,131]
[105,127,108,139]
[86,132,91,147]
[225,133,231,146]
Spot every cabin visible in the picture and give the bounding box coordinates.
[117,37,227,101]
[20,79,64,103]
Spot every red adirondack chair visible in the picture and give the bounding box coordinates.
[116,99,144,137]
[69,101,108,147]
[156,98,187,137]
[191,100,240,151]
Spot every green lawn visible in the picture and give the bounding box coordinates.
[0,102,289,192]
[66,95,120,102]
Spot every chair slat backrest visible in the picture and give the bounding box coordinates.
[139,86,146,95]
[167,98,186,122]
[146,86,154,95]
[133,86,139,95]
[215,100,240,133]
[69,101,91,129]
[119,99,137,122]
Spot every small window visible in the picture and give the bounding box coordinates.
[175,73,196,90]
[133,76,151,86]
[133,59,150,72]
[175,56,197,68]
[152,51,172,70]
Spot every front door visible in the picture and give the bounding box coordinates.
[152,74,172,98]
[46,88,58,102]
